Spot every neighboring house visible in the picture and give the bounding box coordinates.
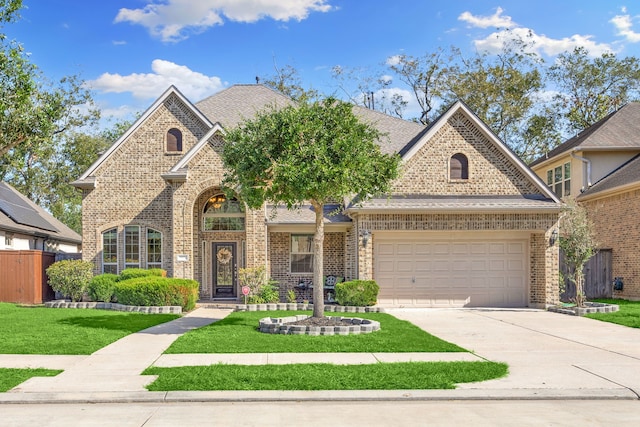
[0,181,81,253]
[73,84,561,308]
[530,103,640,300]
[0,181,82,303]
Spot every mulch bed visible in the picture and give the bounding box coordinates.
[287,316,355,327]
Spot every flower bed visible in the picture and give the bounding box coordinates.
[259,314,381,336]
[548,301,619,316]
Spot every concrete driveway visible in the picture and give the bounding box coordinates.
[388,308,640,398]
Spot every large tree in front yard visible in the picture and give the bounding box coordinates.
[222,97,400,317]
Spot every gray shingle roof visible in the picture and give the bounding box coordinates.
[349,194,559,212]
[194,84,425,154]
[578,153,640,198]
[195,85,294,129]
[530,102,640,167]
[266,204,351,225]
[0,181,82,244]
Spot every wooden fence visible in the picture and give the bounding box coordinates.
[560,249,612,301]
[0,250,57,304]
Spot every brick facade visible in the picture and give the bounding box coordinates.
[582,189,640,300]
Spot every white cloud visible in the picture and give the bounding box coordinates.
[87,59,225,100]
[474,27,614,57]
[460,9,614,57]
[611,13,640,43]
[115,0,334,42]
[458,7,515,29]
[386,55,402,66]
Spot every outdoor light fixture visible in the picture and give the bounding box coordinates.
[360,229,372,247]
[209,194,226,209]
[549,229,559,246]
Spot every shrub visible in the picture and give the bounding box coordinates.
[335,280,379,307]
[46,260,94,302]
[114,277,199,311]
[118,268,166,281]
[88,273,119,302]
[239,266,280,303]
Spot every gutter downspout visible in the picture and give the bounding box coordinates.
[571,150,592,191]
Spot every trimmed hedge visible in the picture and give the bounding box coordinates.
[114,277,199,311]
[88,273,119,302]
[118,268,166,281]
[335,280,379,307]
[46,259,94,302]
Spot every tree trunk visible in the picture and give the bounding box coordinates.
[311,200,324,318]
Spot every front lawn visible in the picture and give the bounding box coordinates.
[144,361,508,391]
[587,299,640,328]
[0,302,180,355]
[165,310,466,353]
[0,368,61,392]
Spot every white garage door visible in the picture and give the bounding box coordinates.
[374,234,528,307]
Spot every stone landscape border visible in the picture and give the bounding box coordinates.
[259,315,381,336]
[44,300,182,314]
[548,301,618,316]
[235,303,384,313]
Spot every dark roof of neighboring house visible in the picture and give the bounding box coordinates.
[195,84,425,155]
[530,102,640,167]
[578,153,640,199]
[0,181,82,244]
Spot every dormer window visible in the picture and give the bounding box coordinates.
[450,153,469,180]
[166,128,183,152]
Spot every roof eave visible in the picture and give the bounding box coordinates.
[70,177,96,190]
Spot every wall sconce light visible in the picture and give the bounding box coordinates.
[549,229,559,246]
[360,229,372,247]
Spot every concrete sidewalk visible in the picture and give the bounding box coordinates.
[2,307,640,403]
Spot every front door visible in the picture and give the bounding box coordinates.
[212,242,238,298]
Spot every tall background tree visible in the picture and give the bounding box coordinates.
[222,97,400,317]
[0,0,108,232]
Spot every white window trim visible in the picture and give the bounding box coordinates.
[290,234,314,275]
[124,225,140,269]
[102,228,118,274]
[146,228,162,269]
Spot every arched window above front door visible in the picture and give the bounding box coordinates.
[203,194,245,231]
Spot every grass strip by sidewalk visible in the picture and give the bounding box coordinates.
[587,299,640,328]
[165,311,466,354]
[144,362,508,391]
[0,302,180,355]
[0,368,62,392]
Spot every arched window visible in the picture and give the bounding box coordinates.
[166,128,182,152]
[203,194,245,231]
[450,153,469,180]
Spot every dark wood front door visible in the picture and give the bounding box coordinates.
[212,242,237,298]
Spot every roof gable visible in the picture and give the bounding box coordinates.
[530,102,640,167]
[396,101,558,202]
[74,86,213,185]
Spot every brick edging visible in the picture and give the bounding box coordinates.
[259,315,381,336]
[234,303,384,313]
[547,302,618,316]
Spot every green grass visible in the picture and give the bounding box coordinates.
[144,361,508,391]
[0,368,62,392]
[586,299,640,328]
[0,302,180,355]
[165,310,466,354]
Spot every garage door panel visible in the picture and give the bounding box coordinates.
[374,236,528,308]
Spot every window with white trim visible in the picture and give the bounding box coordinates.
[547,162,570,197]
[124,225,140,269]
[102,228,118,274]
[291,234,314,274]
[147,228,162,269]
[203,194,245,231]
[449,153,469,180]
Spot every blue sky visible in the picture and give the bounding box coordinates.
[7,1,640,125]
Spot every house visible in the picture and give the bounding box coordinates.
[0,181,82,303]
[72,84,561,308]
[0,181,81,253]
[530,102,640,300]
